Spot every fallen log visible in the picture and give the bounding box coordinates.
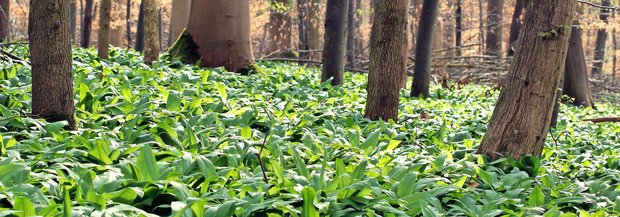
[583,117,620,123]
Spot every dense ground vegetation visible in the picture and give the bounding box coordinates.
[0,47,619,216]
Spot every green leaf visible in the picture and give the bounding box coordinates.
[44,121,68,134]
[136,144,160,181]
[301,187,319,217]
[166,91,182,111]
[361,129,381,149]
[63,186,72,217]
[13,196,36,217]
[529,186,545,207]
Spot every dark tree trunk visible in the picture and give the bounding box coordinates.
[98,0,111,59]
[564,19,595,107]
[29,0,76,130]
[365,0,408,121]
[410,0,439,98]
[592,0,610,76]
[126,0,132,46]
[321,0,349,86]
[346,0,356,67]
[477,0,577,160]
[0,0,9,41]
[507,0,527,56]
[143,0,159,65]
[81,0,93,48]
[298,0,309,59]
[268,0,292,54]
[135,1,145,51]
[485,0,504,58]
[455,0,463,56]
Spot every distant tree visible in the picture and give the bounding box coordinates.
[143,0,159,65]
[0,0,9,41]
[455,0,462,56]
[592,0,611,76]
[110,0,125,47]
[477,0,577,160]
[507,0,528,56]
[321,0,349,85]
[30,0,76,129]
[168,0,255,73]
[297,0,309,58]
[268,0,292,54]
[126,0,132,46]
[485,0,504,58]
[98,0,111,59]
[365,0,408,121]
[346,0,357,67]
[307,0,322,60]
[135,1,145,51]
[410,0,439,98]
[81,0,94,48]
[169,0,191,46]
[564,19,595,107]
[70,0,77,45]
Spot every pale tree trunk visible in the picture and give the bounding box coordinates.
[485,0,504,58]
[126,0,132,46]
[0,0,9,41]
[307,0,322,60]
[321,0,349,86]
[399,5,409,88]
[170,0,191,46]
[507,0,527,56]
[71,0,77,44]
[592,0,610,76]
[110,0,124,47]
[410,0,439,98]
[365,0,408,121]
[168,0,255,73]
[268,0,293,54]
[98,0,111,59]
[477,0,577,160]
[81,0,94,48]
[564,19,595,107]
[29,0,76,130]
[143,0,159,65]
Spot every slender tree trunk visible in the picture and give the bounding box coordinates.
[81,0,93,48]
[298,0,309,59]
[321,0,349,86]
[477,0,577,160]
[135,1,145,51]
[0,0,10,41]
[170,0,191,46]
[564,19,595,107]
[365,0,408,121]
[307,0,322,60]
[400,5,409,88]
[485,0,504,58]
[29,0,76,130]
[592,0,610,76]
[158,8,163,49]
[268,0,293,54]
[346,0,356,67]
[143,0,159,65]
[478,0,484,53]
[126,0,132,46]
[98,0,111,59]
[70,0,77,45]
[410,0,439,98]
[507,0,527,56]
[110,0,124,47]
[455,0,462,56]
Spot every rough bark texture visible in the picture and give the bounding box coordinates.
[170,0,191,46]
[307,0,322,60]
[0,0,9,41]
[564,19,595,107]
[592,0,610,76]
[98,0,111,59]
[143,0,159,65]
[321,0,349,86]
[29,0,76,130]
[81,0,94,48]
[268,0,292,54]
[135,1,144,51]
[508,0,527,56]
[477,0,577,160]
[455,0,462,56]
[346,0,356,67]
[485,0,504,58]
[365,0,408,121]
[410,0,439,98]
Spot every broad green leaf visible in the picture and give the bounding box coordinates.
[13,197,36,217]
[301,187,319,217]
[167,91,182,111]
[529,186,545,207]
[136,144,160,181]
[63,186,72,217]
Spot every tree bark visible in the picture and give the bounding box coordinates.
[307,0,322,60]
[507,0,527,56]
[268,0,293,54]
[126,0,132,46]
[592,0,610,76]
[477,0,577,160]
[410,0,439,98]
[0,0,10,41]
[170,0,191,46]
[29,0,76,130]
[135,1,144,51]
[365,0,408,121]
[400,5,409,88]
[321,0,349,86]
[563,19,595,107]
[81,0,94,48]
[143,0,159,65]
[297,0,309,59]
[346,0,356,67]
[110,0,124,47]
[455,0,462,56]
[485,0,504,58]
[70,0,77,45]
[98,0,111,59]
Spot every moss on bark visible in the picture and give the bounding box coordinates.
[166,28,201,64]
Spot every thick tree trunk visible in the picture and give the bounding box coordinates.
[346,0,356,67]
[0,0,9,41]
[167,0,255,73]
[126,0,132,46]
[307,0,322,60]
[485,0,504,58]
[135,1,145,51]
[365,0,408,121]
[455,0,462,56]
[592,0,610,76]
[170,0,191,46]
[477,0,577,160]
[98,0,111,59]
[268,0,293,54]
[81,0,94,48]
[321,0,349,86]
[29,0,76,130]
[507,0,527,56]
[564,19,595,107]
[410,0,439,98]
[143,0,159,65]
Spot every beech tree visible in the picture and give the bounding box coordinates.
[508,0,528,56]
[410,0,439,98]
[110,0,125,47]
[308,0,322,60]
[321,0,349,85]
[170,0,191,46]
[30,0,76,129]
[592,0,610,76]
[564,19,595,107]
[98,0,112,59]
[168,0,255,73]
[143,0,159,65]
[0,0,9,41]
[346,0,357,67]
[81,0,94,48]
[365,0,408,121]
[268,0,292,54]
[477,0,577,160]
[486,0,504,58]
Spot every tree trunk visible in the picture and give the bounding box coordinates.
[455,0,462,56]
[297,0,309,59]
[81,0,93,48]
[110,0,124,47]
[443,2,455,57]
[478,0,485,53]
[167,0,255,73]
[321,0,349,86]
[592,0,610,76]
[29,0,76,130]
[477,0,577,160]
[507,0,527,56]
[410,0,439,98]
[170,0,191,46]
[365,0,408,121]
[307,0,322,60]
[126,0,132,46]
[564,19,595,107]
[0,0,10,41]
[400,5,409,88]
[268,0,292,54]
[485,0,504,58]
[143,0,159,65]
[70,0,77,45]
[135,1,144,51]
[346,0,356,67]
[98,0,111,59]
